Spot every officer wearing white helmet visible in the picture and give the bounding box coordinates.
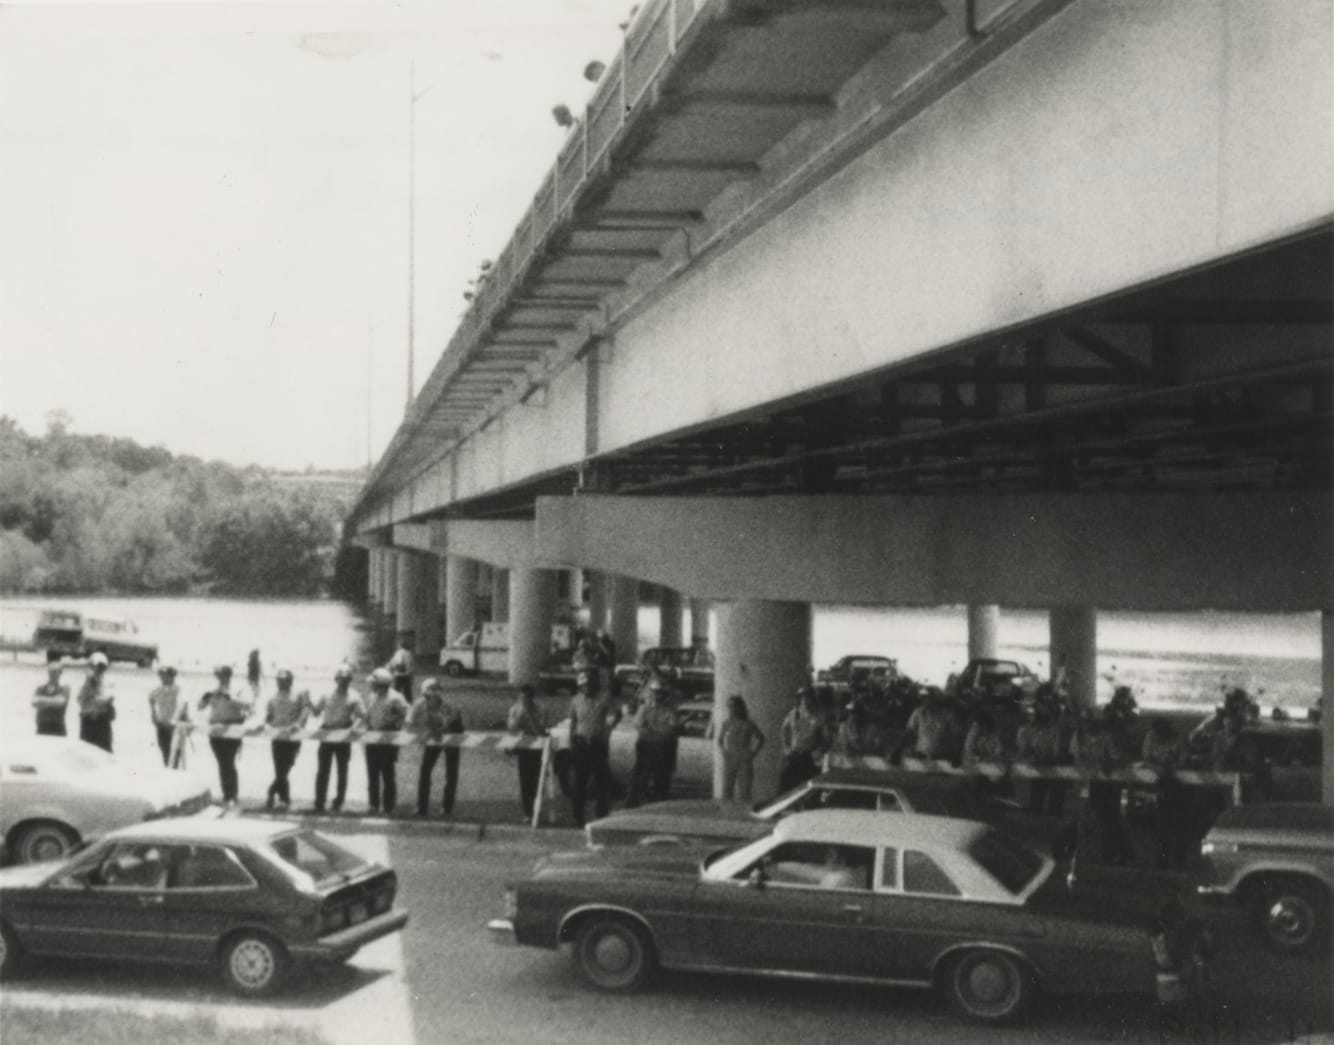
[77,651,116,752]
[148,664,187,766]
[264,668,309,810]
[363,667,409,815]
[199,664,250,805]
[307,662,365,813]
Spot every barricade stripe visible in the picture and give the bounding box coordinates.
[826,753,1240,788]
[180,724,547,749]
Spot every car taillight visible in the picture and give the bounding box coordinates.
[320,907,348,934]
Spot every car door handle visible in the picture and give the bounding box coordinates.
[138,894,164,906]
[841,904,864,916]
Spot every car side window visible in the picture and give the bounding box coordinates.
[677,710,711,739]
[96,843,169,890]
[749,842,874,891]
[818,788,879,811]
[171,845,254,889]
[903,850,962,897]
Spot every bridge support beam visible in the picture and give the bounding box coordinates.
[416,554,443,662]
[607,574,639,667]
[1050,606,1097,711]
[382,551,399,639]
[510,568,560,685]
[967,604,1000,662]
[659,587,684,648]
[395,553,422,649]
[445,556,478,646]
[690,599,711,649]
[491,568,510,624]
[714,601,812,800]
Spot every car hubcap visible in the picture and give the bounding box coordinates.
[1269,897,1314,945]
[966,959,1011,1006]
[28,834,66,862]
[593,933,632,974]
[232,941,273,987]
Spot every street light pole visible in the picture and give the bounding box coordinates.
[407,62,440,415]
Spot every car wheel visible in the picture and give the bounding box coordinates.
[13,821,79,864]
[573,916,654,992]
[0,923,27,979]
[220,932,288,997]
[1256,878,1329,954]
[443,661,463,678]
[944,949,1032,1023]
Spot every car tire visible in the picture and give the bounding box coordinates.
[572,915,654,992]
[220,932,288,997]
[943,949,1033,1024]
[0,922,27,979]
[443,661,463,678]
[12,821,79,865]
[1255,877,1329,955]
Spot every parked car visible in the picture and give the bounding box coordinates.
[614,647,715,701]
[489,810,1203,1023]
[1197,802,1333,954]
[551,699,714,799]
[440,622,509,676]
[0,816,409,996]
[816,654,898,688]
[1,737,213,865]
[31,610,158,667]
[955,658,1040,704]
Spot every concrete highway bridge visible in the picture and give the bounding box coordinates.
[346,0,1333,798]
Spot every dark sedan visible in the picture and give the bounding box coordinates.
[490,810,1202,1024]
[0,816,408,996]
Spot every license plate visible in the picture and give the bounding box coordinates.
[349,903,367,925]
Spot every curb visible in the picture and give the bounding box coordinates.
[232,807,585,845]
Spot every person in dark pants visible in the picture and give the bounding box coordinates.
[568,672,620,827]
[779,688,826,793]
[363,668,410,815]
[627,679,678,807]
[77,653,116,752]
[264,668,308,810]
[32,662,71,737]
[309,663,364,813]
[147,665,187,766]
[199,664,250,805]
[410,678,465,816]
[506,684,547,820]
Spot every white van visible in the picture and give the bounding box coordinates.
[439,622,509,676]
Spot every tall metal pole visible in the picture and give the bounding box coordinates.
[407,62,416,414]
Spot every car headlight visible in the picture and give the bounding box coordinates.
[1199,841,1238,856]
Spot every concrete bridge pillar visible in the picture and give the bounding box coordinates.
[659,587,684,648]
[1322,611,1333,805]
[416,554,443,661]
[566,569,585,616]
[509,567,560,685]
[589,571,609,632]
[491,568,510,623]
[444,556,478,645]
[1050,606,1097,710]
[382,551,400,636]
[689,598,711,649]
[607,574,640,666]
[395,552,422,647]
[714,601,812,800]
[967,604,1000,662]
[367,548,383,608]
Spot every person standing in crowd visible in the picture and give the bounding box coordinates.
[506,684,547,820]
[902,686,960,763]
[389,638,415,703]
[1015,691,1069,815]
[780,687,827,791]
[309,662,364,813]
[410,677,465,817]
[77,652,115,752]
[246,649,263,703]
[32,662,71,737]
[594,630,617,697]
[148,665,188,766]
[717,694,765,801]
[199,665,250,806]
[1140,716,1189,868]
[962,709,1010,797]
[834,698,886,757]
[568,671,621,827]
[626,678,678,807]
[362,668,409,815]
[265,668,308,811]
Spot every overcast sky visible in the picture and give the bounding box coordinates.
[0,0,632,471]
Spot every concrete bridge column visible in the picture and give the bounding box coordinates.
[589,572,609,632]
[509,567,560,685]
[566,569,585,615]
[382,551,400,635]
[1322,611,1333,805]
[659,587,684,648]
[395,552,423,647]
[714,601,812,800]
[444,556,478,644]
[1050,606,1097,710]
[416,554,443,661]
[367,548,383,608]
[967,604,1000,662]
[689,598,711,649]
[607,574,640,665]
[491,568,510,623]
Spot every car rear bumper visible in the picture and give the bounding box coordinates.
[291,909,409,960]
[487,918,516,943]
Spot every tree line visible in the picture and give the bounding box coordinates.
[0,415,364,597]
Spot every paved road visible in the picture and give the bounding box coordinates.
[8,824,1327,1045]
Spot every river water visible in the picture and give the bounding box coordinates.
[0,595,1321,715]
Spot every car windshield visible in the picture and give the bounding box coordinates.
[265,830,369,885]
[967,830,1046,895]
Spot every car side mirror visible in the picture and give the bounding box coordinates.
[746,867,767,889]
